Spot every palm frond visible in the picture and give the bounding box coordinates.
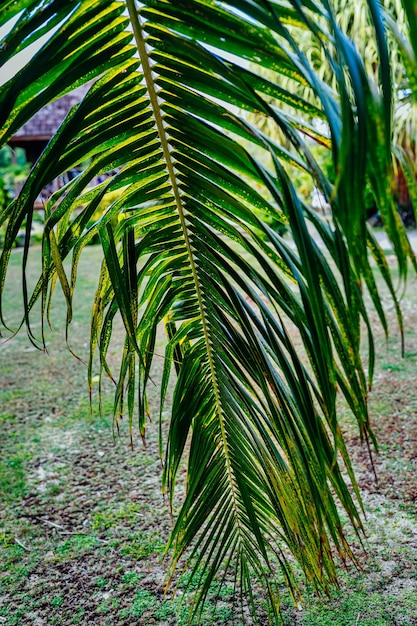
[0,0,414,621]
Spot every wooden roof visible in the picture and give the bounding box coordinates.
[11,85,90,141]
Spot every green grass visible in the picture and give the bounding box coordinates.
[0,441,31,503]
[120,589,156,618]
[299,588,417,626]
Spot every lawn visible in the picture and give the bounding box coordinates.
[1,244,417,625]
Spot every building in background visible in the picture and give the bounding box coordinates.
[8,85,89,209]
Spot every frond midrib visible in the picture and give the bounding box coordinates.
[126,0,243,530]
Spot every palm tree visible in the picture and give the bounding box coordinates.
[0,0,415,622]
